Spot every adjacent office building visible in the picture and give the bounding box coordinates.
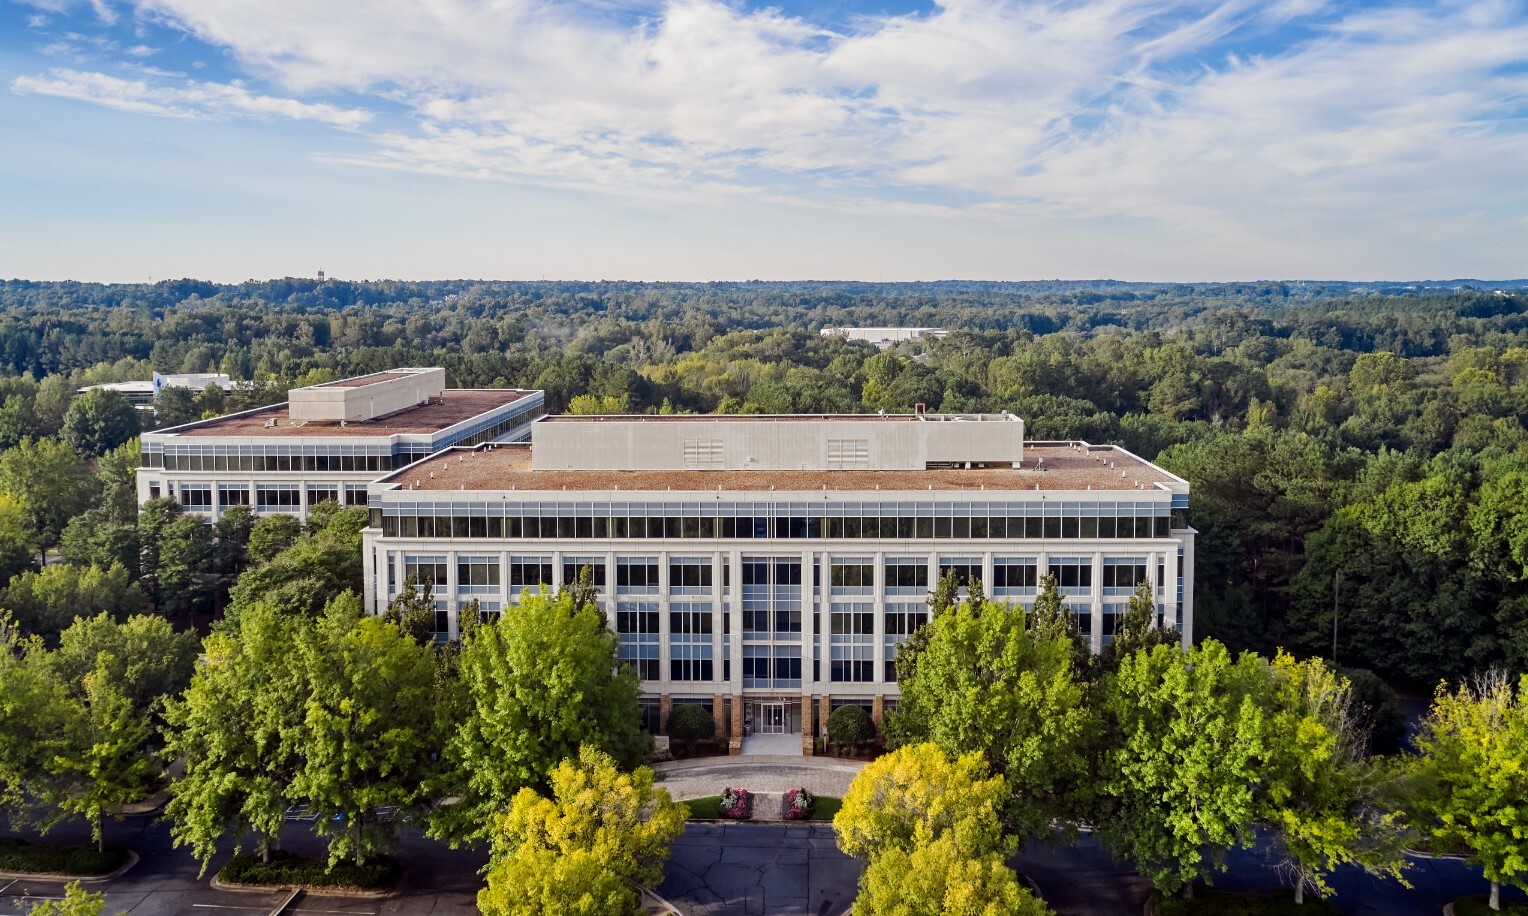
[360,412,1194,753]
[138,368,544,519]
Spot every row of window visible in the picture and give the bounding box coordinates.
[171,482,368,510]
[376,511,1176,541]
[395,555,1167,595]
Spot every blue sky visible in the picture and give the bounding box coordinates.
[1,0,1525,282]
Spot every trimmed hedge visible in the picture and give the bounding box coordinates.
[0,839,127,876]
[220,851,400,889]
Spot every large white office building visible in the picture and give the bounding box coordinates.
[138,368,545,519]
[360,412,1194,754]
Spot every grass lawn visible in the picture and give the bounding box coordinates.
[1454,896,1528,915]
[1157,888,1341,916]
[219,851,400,890]
[686,796,726,819]
[0,839,127,876]
[685,795,841,821]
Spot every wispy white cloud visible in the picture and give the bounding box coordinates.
[12,0,1528,268]
[11,68,372,128]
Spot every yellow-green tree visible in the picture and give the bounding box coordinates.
[835,743,1010,861]
[1263,652,1407,904]
[478,746,687,916]
[27,882,109,916]
[853,836,1050,916]
[1410,672,1528,911]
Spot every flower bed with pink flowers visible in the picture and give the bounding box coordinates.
[720,787,752,819]
[783,787,814,820]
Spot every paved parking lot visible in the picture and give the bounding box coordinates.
[658,823,861,916]
[1,817,484,916]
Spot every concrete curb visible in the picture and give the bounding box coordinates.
[0,850,140,884]
[653,755,866,775]
[209,869,402,899]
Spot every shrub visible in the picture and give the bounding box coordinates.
[0,839,126,876]
[784,787,814,820]
[667,703,716,753]
[220,851,400,889]
[720,787,752,819]
[827,704,875,755]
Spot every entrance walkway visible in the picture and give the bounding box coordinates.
[652,755,866,803]
[740,733,802,756]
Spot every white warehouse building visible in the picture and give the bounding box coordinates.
[360,412,1194,755]
[137,368,545,519]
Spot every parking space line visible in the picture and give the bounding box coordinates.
[292,909,378,915]
[0,880,14,896]
[191,905,270,911]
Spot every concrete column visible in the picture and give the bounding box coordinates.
[1090,552,1104,654]
[872,550,886,687]
[605,549,618,632]
[729,550,743,697]
[801,548,816,689]
[1177,529,1196,648]
[445,549,460,641]
[657,552,671,693]
[362,534,377,615]
[801,695,815,756]
[712,553,725,691]
[981,552,995,601]
[712,694,726,741]
[500,549,512,610]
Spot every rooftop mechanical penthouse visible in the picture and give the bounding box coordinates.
[362,412,1194,755]
[138,368,545,520]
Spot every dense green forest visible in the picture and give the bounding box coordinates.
[2,277,1528,687]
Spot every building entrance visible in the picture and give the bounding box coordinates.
[760,701,787,735]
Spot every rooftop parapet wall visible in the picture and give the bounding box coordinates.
[288,367,446,423]
[529,413,1024,472]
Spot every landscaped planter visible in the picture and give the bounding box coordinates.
[720,787,752,819]
[783,787,814,820]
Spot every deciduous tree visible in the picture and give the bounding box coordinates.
[164,603,305,870]
[852,836,1049,916]
[1409,672,1528,911]
[288,594,441,867]
[0,437,96,563]
[889,591,1094,839]
[1097,640,1270,898]
[835,743,1010,862]
[437,591,648,842]
[477,746,687,916]
[61,389,138,457]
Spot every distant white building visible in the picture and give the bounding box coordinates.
[81,372,236,410]
[820,327,947,348]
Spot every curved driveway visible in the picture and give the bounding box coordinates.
[652,754,866,802]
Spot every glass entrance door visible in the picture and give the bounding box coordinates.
[762,702,786,734]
